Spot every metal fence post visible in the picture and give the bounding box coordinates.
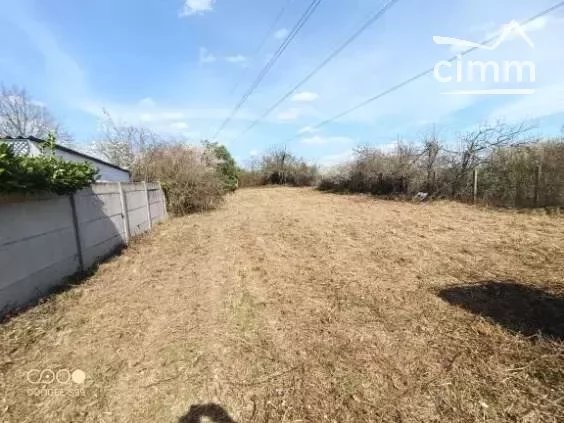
[158,181,168,220]
[69,193,85,272]
[143,181,152,229]
[534,164,542,208]
[118,182,130,243]
[473,167,479,204]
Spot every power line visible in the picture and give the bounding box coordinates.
[232,0,401,142]
[229,0,291,96]
[285,0,564,142]
[214,0,321,138]
[211,0,323,141]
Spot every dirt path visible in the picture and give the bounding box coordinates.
[1,188,563,422]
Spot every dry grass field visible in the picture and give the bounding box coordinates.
[1,187,563,422]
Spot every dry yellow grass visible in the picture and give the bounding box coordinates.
[1,187,563,422]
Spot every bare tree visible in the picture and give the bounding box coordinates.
[261,145,294,185]
[446,121,534,196]
[91,110,160,169]
[0,84,73,145]
[255,146,317,186]
[421,130,441,193]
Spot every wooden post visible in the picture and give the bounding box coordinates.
[534,164,542,208]
[118,182,130,243]
[143,181,152,229]
[473,167,479,204]
[69,194,85,272]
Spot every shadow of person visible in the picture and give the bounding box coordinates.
[438,280,564,341]
[178,403,236,423]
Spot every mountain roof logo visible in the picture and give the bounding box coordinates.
[432,21,537,96]
[433,21,535,51]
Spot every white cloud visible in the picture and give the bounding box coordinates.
[170,122,189,130]
[298,126,319,135]
[138,97,156,108]
[522,16,549,33]
[276,108,301,121]
[300,135,353,145]
[291,91,319,103]
[199,47,216,64]
[225,54,247,65]
[180,0,215,17]
[30,99,46,107]
[80,98,257,141]
[489,83,564,123]
[82,100,255,123]
[4,6,88,104]
[274,28,289,40]
[140,111,185,122]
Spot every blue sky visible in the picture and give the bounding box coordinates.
[1,0,563,166]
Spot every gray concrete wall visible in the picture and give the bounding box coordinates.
[0,182,167,316]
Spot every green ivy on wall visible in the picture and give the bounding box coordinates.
[0,134,98,195]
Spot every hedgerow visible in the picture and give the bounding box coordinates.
[0,135,98,195]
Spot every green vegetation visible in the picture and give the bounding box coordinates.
[0,134,98,195]
[204,141,239,191]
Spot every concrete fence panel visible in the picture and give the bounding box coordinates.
[148,184,167,225]
[75,185,127,269]
[0,195,81,313]
[124,184,150,237]
[0,182,167,316]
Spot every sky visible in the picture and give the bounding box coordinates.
[1,0,563,166]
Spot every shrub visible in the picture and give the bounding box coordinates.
[319,145,413,196]
[317,134,564,208]
[479,141,564,207]
[318,166,351,192]
[204,141,239,191]
[0,135,98,195]
[132,144,226,215]
[240,147,318,187]
[237,168,263,188]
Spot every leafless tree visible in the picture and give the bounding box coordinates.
[253,146,317,186]
[419,129,442,193]
[261,145,294,185]
[446,121,534,196]
[91,110,161,169]
[0,84,73,145]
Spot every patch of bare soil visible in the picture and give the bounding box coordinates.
[1,187,563,422]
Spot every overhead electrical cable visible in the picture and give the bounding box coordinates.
[232,0,401,141]
[283,0,564,142]
[229,0,291,96]
[211,0,323,140]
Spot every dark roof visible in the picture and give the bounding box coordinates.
[1,136,131,174]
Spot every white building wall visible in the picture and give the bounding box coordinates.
[54,149,130,182]
[26,140,130,182]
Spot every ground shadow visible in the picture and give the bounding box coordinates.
[438,281,564,341]
[178,403,236,423]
